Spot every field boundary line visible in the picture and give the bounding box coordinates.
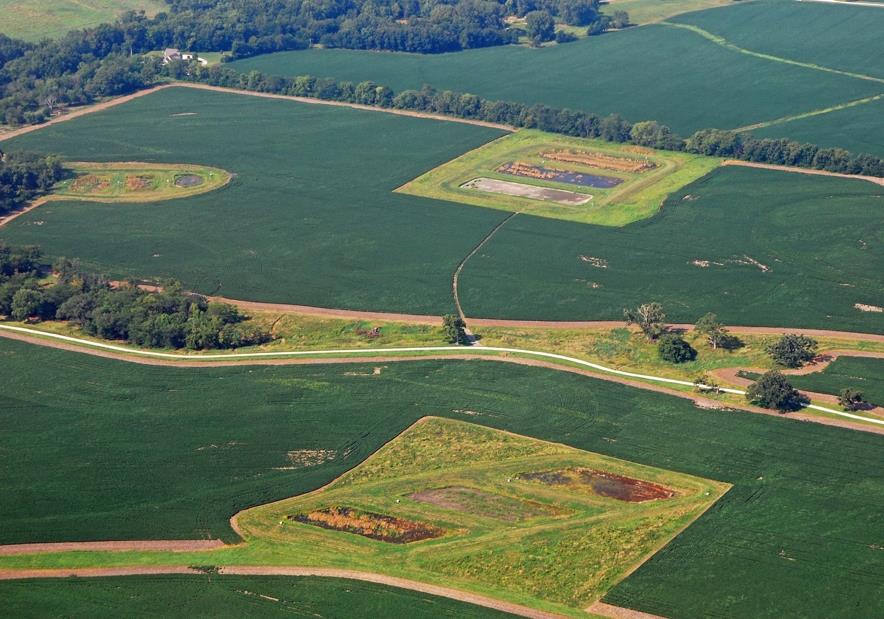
[796,0,884,7]
[1,324,881,428]
[0,540,224,556]
[660,21,884,85]
[452,211,520,322]
[733,92,884,132]
[720,160,884,185]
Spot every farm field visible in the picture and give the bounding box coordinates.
[606,0,732,24]
[229,24,881,147]
[0,86,506,314]
[2,338,884,618]
[0,0,166,42]
[0,574,510,618]
[670,0,884,80]
[749,357,884,407]
[1,87,882,332]
[398,130,719,225]
[457,165,884,332]
[236,418,727,613]
[751,95,884,158]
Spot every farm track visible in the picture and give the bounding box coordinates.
[0,566,571,619]
[2,325,883,434]
[0,540,224,556]
[721,160,884,185]
[733,93,884,132]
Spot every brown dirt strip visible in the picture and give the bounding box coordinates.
[721,160,884,186]
[0,540,224,556]
[2,328,882,435]
[588,601,667,619]
[0,565,568,619]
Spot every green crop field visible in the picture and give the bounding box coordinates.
[398,130,719,225]
[748,357,884,407]
[0,574,511,618]
[230,24,881,147]
[671,0,884,80]
[2,338,884,617]
[236,418,726,613]
[751,95,884,158]
[0,0,166,42]
[1,87,882,332]
[0,86,507,314]
[457,165,884,332]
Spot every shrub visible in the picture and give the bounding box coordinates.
[838,388,866,411]
[746,371,803,412]
[658,334,697,363]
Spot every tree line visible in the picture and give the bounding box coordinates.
[0,244,271,350]
[0,151,65,214]
[185,65,884,177]
[0,0,626,124]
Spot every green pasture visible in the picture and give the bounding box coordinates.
[230,24,880,141]
[671,0,884,81]
[0,574,511,618]
[0,0,165,42]
[234,418,726,613]
[747,357,884,407]
[612,0,732,24]
[458,165,884,332]
[2,338,884,617]
[398,130,719,225]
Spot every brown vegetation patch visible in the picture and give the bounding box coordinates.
[69,174,110,193]
[855,303,884,313]
[125,175,154,191]
[409,486,559,522]
[542,149,656,173]
[518,468,675,502]
[290,506,444,543]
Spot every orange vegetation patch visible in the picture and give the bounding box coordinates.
[126,175,154,191]
[518,468,675,502]
[290,506,444,543]
[69,174,110,193]
[541,150,656,173]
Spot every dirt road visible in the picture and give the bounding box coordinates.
[0,540,224,556]
[722,160,884,186]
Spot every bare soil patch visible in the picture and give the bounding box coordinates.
[542,150,656,173]
[462,177,592,205]
[125,175,154,191]
[518,468,675,502]
[855,303,884,313]
[290,506,444,543]
[409,486,559,522]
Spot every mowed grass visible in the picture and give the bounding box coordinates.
[458,165,884,333]
[54,162,231,202]
[0,574,511,618]
[229,25,880,139]
[671,0,884,80]
[0,86,507,313]
[0,0,166,42]
[2,339,884,617]
[612,0,732,24]
[397,130,720,225]
[236,418,726,613]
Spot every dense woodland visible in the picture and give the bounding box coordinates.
[0,0,621,124]
[0,245,271,349]
[0,151,65,213]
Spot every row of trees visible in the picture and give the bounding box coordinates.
[182,65,884,177]
[0,245,271,350]
[0,151,65,213]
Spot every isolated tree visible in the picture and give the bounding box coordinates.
[838,388,867,411]
[442,314,470,345]
[525,10,555,43]
[658,334,697,363]
[695,312,729,349]
[766,334,818,368]
[610,10,630,29]
[623,302,666,340]
[746,371,803,412]
[693,373,720,393]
